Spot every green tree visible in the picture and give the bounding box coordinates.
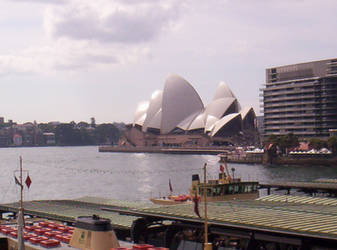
[79,127,95,145]
[38,123,56,133]
[328,136,337,155]
[266,133,299,155]
[94,123,121,145]
[278,133,299,154]
[309,138,327,150]
[55,123,81,145]
[266,134,279,144]
[90,117,96,128]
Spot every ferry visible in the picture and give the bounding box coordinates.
[150,164,259,205]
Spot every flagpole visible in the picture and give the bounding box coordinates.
[20,156,23,213]
[18,156,25,250]
[203,163,212,250]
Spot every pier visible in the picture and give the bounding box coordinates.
[1,196,337,248]
[259,181,337,196]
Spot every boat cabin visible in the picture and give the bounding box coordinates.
[191,174,259,202]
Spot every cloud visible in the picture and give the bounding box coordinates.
[0,0,184,75]
[9,0,66,4]
[0,39,153,75]
[44,0,183,44]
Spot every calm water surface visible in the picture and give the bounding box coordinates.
[0,146,337,204]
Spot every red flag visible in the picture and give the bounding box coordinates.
[25,175,32,189]
[169,179,173,193]
[14,176,23,188]
[193,192,201,218]
[220,165,224,172]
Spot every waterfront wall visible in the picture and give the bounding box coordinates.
[272,156,337,166]
[99,146,229,155]
[99,146,337,166]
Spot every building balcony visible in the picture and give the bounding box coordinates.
[263,95,316,103]
[264,113,316,119]
[263,131,318,136]
[263,101,316,109]
[262,89,316,97]
[264,119,317,125]
[264,79,319,90]
[262,87,335,97]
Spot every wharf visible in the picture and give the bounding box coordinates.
[2,195,337,247]
[105,196,337,242]
[99,146,227,155]
[259,181,337,195]
[0,197,154,231]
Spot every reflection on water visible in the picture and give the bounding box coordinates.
[0,146,337,203]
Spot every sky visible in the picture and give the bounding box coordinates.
[0,0,336,124]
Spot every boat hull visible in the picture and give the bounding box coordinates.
[150,192,258,205]
[149,198,192,205]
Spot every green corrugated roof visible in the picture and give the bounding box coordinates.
[133,197,337,239]
[2,195,337,240]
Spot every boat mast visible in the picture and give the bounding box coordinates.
[19,156,23,215]
[203,163,212,250]
[18,156,25,250]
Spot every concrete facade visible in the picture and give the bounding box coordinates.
[261,58,337,139]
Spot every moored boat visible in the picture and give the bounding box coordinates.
[150,163,259,205]
[150,194,192,205]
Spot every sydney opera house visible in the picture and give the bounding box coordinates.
[121,75,257,147]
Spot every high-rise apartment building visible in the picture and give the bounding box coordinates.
[261,58,337,139]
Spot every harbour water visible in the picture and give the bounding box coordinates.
[1,146,337,204]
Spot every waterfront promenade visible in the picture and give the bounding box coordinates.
[99,145,229,155]
[99,145,337,166]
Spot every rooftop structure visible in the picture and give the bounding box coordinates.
[261,58,337,139]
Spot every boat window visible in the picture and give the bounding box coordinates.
[234,185,239,193]
[223,185,228,194]
[247,185,252,192]
[228,185,233,194]
[213,186,222,196]
[253,184,257,191]
[207,188,212,197]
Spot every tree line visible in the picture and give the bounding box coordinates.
[38,121,124,146]
[266,133,337,155]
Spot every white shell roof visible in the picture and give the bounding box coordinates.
[240,106,255,120]
[210,113,242,137]
[134,101,149,126]
[188,112,206,131]
[213,81,236,100]
[161,75,204,134]
[146,109,162,130]
[204,97,236,119]
[204,115,219,132]
[132,75,255,137]
[142,90,163,132]
[177,111,201,130]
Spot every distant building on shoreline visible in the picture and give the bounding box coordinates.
[261,58,337,140]
[121,75,258,147]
